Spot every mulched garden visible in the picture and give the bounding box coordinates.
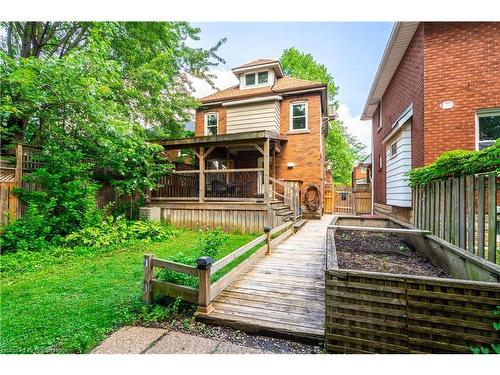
[334,230,451,278]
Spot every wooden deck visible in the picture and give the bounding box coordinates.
[199,215,333,341]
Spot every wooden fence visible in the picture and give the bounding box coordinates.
[324,184,372,215]
[413,173,499,264]
[325,269,500,354]
[143,222,293,312]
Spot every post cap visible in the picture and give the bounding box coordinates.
[196,256,214,270]
[264,226,271,233]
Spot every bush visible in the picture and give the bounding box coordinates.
[406,140,500,187]
[63,216,177,249]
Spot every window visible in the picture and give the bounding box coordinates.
[290,102,307,130]
[205,112,218,135]
[391,142,398,157]
[245,73,255,86]
[257,71,268,84]
[477,110,500,150]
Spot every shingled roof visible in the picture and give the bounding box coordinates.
[199,76,327,104]
[232,59,279,70]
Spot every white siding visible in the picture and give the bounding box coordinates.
[386,123,412,207]
[226,101,280,134]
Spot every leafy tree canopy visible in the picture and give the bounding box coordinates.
[279,47,366,185]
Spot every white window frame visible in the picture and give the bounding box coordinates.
[390,141,398,159]
[289,101,308,131]
[475,108,500,150]
[242,69,271,89]
[204,112,219,136]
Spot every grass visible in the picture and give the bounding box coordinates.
[0,229,257,354]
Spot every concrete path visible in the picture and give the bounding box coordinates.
[92,326,269,354]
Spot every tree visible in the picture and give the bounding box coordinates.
[279,47,366,185]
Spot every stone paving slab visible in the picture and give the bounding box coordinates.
[145,331,219,354]
[93,327,272,354]
[92,326,168,354]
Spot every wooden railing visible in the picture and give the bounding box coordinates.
[142,221,294,312]
[205,169,263,200]
[151,171,199,199]
[413,172,499,264]
[270,177,300,222]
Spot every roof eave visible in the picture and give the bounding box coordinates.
[361,22,420,120]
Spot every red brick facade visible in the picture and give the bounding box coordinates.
[195,92,325,210]
[372,22,500,208]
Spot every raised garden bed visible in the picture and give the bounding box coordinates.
[325,215,500,354]
[334,230,451,278]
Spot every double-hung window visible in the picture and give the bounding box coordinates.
[477,109,500,150]
[290,102,307,131]
[205,112,218,135]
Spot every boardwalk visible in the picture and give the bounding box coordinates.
[201,215,333,341]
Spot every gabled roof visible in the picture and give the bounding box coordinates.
[361,22,420,120]
[199,76,326,104]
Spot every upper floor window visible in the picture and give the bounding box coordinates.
[477,109,500,150]
[205,112,218,135]
[290,102,308,130]
[244,70,269,87]
[390,141,398,158]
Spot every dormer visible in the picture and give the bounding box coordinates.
[231,59,284,90]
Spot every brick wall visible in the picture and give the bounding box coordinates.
[372,24,425,204]
[195,105,227,136]
[423,22,500,164]
[276,93,324,210]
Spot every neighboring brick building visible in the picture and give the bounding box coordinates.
[362,22,500,223]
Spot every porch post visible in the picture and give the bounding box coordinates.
[263,139,270,205]
[199,146,205,203]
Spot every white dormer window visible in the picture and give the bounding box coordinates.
[241,69,271,89]
[205,112,218,135]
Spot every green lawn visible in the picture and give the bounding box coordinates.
[0,229,257,354]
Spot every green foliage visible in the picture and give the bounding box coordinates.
[158,227,229,287]
[64,216,177,249]
[279,47,366,185]
[0,229,253,353]
[407,140,500,187]
[471,306,500,354]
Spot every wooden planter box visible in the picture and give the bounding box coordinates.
[325,215,500,354]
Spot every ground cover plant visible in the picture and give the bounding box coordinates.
[0,224,257,354]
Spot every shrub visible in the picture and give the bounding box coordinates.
[406,140,500,187]
[195,226,229,259]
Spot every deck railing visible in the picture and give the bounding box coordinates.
[270,177,300,221]
[205,169,263,200]
[151,171,199,199]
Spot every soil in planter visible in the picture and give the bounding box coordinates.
[334,230,451,278]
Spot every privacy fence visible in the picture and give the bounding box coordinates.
[0,144,136,226]
[413,172,499,264]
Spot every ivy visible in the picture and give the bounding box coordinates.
[406,139,500,187]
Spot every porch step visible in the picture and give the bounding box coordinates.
[293,219,307,233]
[276,209,293,217]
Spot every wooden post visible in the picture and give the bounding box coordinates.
[143,254,154,305]
[487,173,497,264]
[14,144,23,218]
[264,226,272,255]
[196,256,214,315]
[263,139,270,205]
[199,146,205,203]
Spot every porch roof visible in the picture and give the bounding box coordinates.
[151,130,287,150]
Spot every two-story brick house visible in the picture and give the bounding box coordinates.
[362,22,500,222]
[147,59,329,232]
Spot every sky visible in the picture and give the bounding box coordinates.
[189,22,393,152]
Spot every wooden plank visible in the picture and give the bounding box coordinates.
[477,174,485,258]
[328,225,430,234]
[430,182,435,234]
[452,177,459,245]
[458,176,466,249]
[446,178,452,243]
[151,258,198,276]
[439,180,445,239]
[466,176,475,254]
[487,173,497,263]
[142,254,153,305]
[151,279,199,304]
[211,234,267,273]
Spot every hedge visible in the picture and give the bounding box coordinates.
[406,139,500,187]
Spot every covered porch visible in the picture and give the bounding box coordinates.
[146,131,302,232]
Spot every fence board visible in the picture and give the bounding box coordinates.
[466,176,475,254]
[487,173,497,264]
[477,175,486,258]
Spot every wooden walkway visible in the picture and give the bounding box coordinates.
[200,215,333,341]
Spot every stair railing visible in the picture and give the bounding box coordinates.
[269,177,300,225]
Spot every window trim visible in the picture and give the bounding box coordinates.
[475,108,500,150]
[390,141,398,159]
[289,101,308,131]
[204,112,219,136]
